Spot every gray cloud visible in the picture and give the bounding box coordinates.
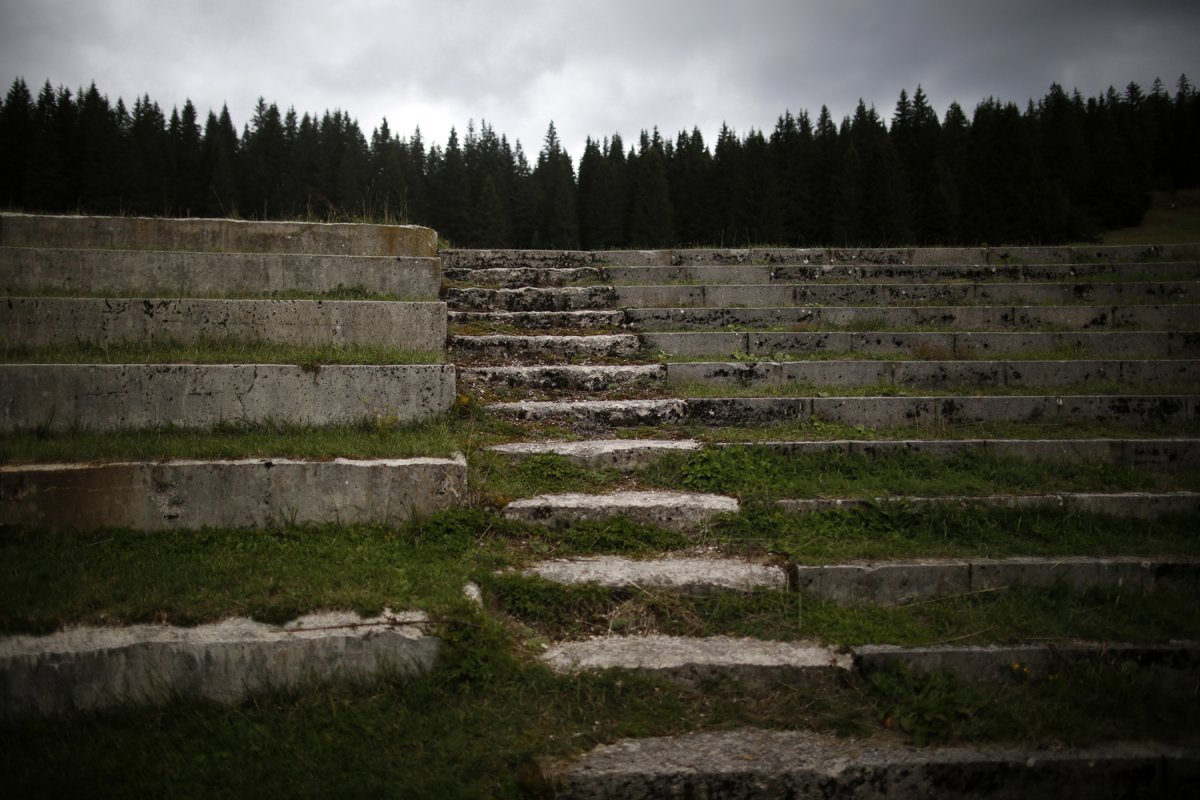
[1,0,1196,159]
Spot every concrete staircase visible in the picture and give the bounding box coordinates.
[445,245,1200,796]
[0,214,459,712]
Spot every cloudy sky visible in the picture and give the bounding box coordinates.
[1,0,1197,159]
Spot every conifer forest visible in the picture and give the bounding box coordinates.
[1,76,1198,247]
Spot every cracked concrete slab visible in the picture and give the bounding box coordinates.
[524,556,784,592]
[0,610,438,716]
[777,491,1200,518]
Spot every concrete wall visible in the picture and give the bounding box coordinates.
[2,297,447,350]
[1,364,456,430]
[0,611,438,716]
[1,455,466,531]
[0,214,436,257]
[0,247,440,299]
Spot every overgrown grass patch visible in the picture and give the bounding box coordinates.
[0,337,443,365]
[641,445,1197,499]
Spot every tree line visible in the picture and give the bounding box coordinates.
[1,76,1198,247]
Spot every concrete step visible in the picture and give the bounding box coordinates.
[1,297,447,351]
[627,304,1200,331]
[0,213,437,257]
[0,246,441,298]
[445,286,617,311]
[524,555,1200,603]
[603,260,1200,285]
[778,491,1200,518]
[552,729,1199,799]
[1,363,456,430]
[449,310,625,331]
[450,333,641,364]
[1,455,467,530]
[645,330,1200,358]
[503,490,738,531]
[463,360,1200,394]
[541,634,852,679]
[487,439,701,470]
[0,609,437,717]
[486,395,1198,429]
[460,364,664,393]
[442,243,1200,268]
[442,266,601,287]
[615,281,1197,309]
[718,438,1200,468]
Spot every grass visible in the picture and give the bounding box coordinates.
[1101,189,1200,245]
[0,338,443,365]
[487,575,1200,647]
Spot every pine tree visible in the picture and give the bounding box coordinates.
[0,78,33,207]
[628,128,674,247]
[531,122,578,248]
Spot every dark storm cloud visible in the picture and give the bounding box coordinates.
[1,0,1196,158]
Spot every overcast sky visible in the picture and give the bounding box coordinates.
[1,0,1197,159]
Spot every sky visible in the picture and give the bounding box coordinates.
[1,0,1197,160]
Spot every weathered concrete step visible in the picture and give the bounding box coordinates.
[464,360,1200,393]
[442,266,601,287]
[628,304,1200,331]
[1,364,456,431]
[617,281,1197,308]
[553,729,1199,799]
[646,330,1200,358]
[722,438,1200,468]
[0,213,437,257]
[449,334,640,364]
[671,359,1200,390]
[1,455,466,531]
[541,634,852,679]
[486,396,1198,428]
[780,491,1200,518]
[0,610,437,717]
[526,555,1200,603]
[503,491,738,531]
[2,297,447,350]
[461,364,664,393]
[0,247,441,298]
[443,243,1200,268]
[450,310,625,330]
[603,260,1200,285]
[445,286,616,311]
[488,439,701,470]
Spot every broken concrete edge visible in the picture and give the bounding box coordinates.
[0,609,439,717]
[0,454,467,531]
[0,363,457,431]
[541,634,854,674]
[549,728,1200,800]
[0,213,437,257]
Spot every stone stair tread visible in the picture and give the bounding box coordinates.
[552,728,1199,799]
[523,554,1200,603]
[777,490,1200,517]
[504,490,738,531]
[488,438,697,462]
[541,634,852,674]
